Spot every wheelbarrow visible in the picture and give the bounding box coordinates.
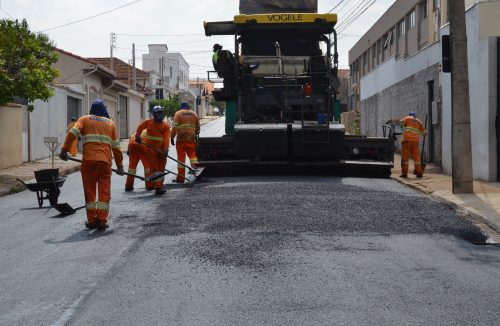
[17,169,66,208]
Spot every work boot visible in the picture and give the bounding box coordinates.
[146,187,154,191]
[155,188,166,196]
[96,222,109,230]
[85,221,98,229]
[416,174,423,178]
[125,187,134,192]
[399,174,408,179]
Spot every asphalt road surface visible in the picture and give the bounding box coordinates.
[1,119,499,326]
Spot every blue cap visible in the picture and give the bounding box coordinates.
[180,102,190,109]
[409,111,416,117]
[90,100,110,118]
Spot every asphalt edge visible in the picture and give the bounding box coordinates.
[391,175,500,239]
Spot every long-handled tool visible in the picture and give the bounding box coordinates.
[53,157,169,215]
[140,141,205,178]
[67,157,168,182]
[420,114,428,174]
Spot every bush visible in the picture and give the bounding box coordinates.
[0,19,59,109]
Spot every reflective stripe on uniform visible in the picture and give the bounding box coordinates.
[82,134,113,145]
[97,201,109,211]
[177,164,186,169]
[190,158,198,164]
[128,168,136,174]
[144,168,151,174]
[143,133,163,142]
[404,126,424,135]
[70,127,81,137]
[401,161,409,165]
[173,123,196,129]
[112,140,121,149]
[86,202,96,211]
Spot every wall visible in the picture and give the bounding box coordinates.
[29,88,69,161]
[0,105,23,168]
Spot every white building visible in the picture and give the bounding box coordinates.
[349,0,500,181]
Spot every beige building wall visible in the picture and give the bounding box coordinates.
[0,105,23,169]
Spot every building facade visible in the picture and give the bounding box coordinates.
[348,0,500,181]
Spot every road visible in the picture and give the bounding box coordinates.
[0,118,499,326]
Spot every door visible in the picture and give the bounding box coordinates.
[67,96,80,123]
[119,96,128,139]
[427,80,434,163]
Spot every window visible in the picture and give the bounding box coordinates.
[408,10,416,29]
[170,66,173,78]
[420,2,428,20]
[433,0,440,11]
[398,19,406,37]
[383,30,393,49]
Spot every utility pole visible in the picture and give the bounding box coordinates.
[132,43,136,90]
[449,0,473,193]
[110,33,116,71]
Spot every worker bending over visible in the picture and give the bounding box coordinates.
[171,102,200,183]
[400,111,427,178]
[125,131,150,191]
[135,106,170,195]
[60,100,124,230]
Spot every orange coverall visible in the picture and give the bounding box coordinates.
[171,109,200,182]
[125,132,151,190]
[400,115,426,177]
[62,115,123,226]
[66,121,79,156]
[135,119,170,190]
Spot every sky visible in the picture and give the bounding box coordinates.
[0,0,396,78]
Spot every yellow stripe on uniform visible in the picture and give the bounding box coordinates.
[82,134,113,145]
[70,127,81,137]
[97,201,109,211]
[86,202,96,211]
[143,133,163,142]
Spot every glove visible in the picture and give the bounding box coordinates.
[115,166,125,176]
[170,137,175,146]
[163,149,169,157]
[59,149,68,161]
[135,134,142,143]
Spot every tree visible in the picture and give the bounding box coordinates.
[0,19,59,110]
[209,96,226,115]
[150,94,181,118]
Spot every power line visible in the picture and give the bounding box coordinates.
[0,0,13,19]
[41,0,143,32]
[328,0,346,13]
[337,0,377,34]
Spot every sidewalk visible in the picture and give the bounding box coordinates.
[391,153,500,235]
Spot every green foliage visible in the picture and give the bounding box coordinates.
[0,19,59,106]
[150,94,181,118]
[209,97,226,114]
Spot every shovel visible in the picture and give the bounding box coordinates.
[53,203,86,215]
[140,141,205,178]
[66,157,167,182]
[54,158,170,215]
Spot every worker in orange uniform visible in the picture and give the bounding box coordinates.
[134,106,170,195]
[66,117,79,156]
[60,100,124,230]
[171,102,200,183]
[124,131,150,192]
[400,111,427,179]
